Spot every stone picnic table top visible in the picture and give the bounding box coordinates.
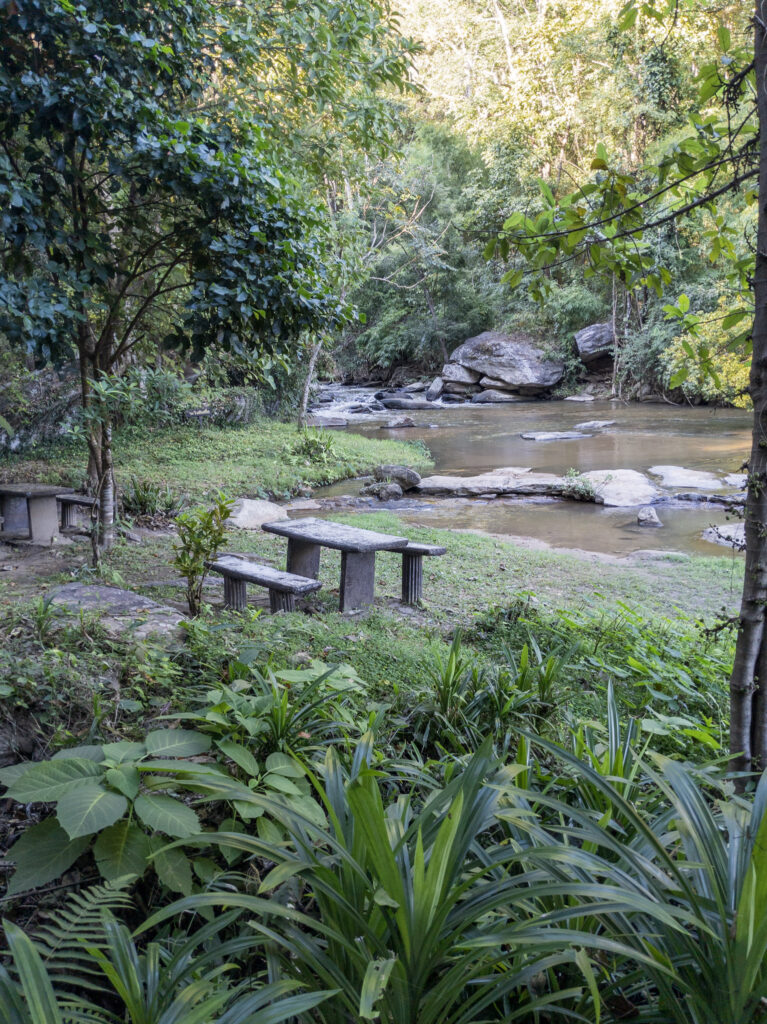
[0,483,73,498]
[261,516,410,553]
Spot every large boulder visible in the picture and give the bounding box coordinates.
[702,523,745,549]
[447,331,564,395]
[380,397,434,410]
[574,322,614,367]
[360,481,403,501]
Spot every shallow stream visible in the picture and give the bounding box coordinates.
[314,389,752,557]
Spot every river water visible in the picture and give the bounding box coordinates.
[315,389,751,557]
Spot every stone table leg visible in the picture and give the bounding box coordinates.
[401,552,423,604]
[60,502,78,530]
[286,539,321,579]
[269,590,296,613]
[339,551,376,611]
[223,576,247,611]
[27,496,60,544]
[1,495,30,535]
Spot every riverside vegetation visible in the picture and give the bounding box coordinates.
[2,0,766,1021]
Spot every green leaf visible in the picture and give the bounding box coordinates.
[106,765,140,800]
[264,773,303,796]
[359,957,397,1019]
[102,740,146,763]
[6,758,104,803]
[56,786,128,838]
[4,922,64,1024]
[6,818,90,895]
[218,739,259,777]
[152,843,193,895]
[717,25,731,51]
[618,5,638,29]
[265,752,305,777]
[51,745,104,761]
[144,729,211,758]
[134,793,201,838]
[677,293,690,314]
[94,820,150,882]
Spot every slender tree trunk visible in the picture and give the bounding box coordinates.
[298,335,325,429]
[729,5,767,776]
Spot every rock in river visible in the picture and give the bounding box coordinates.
[521,431,592,441]
[637,506,663,527]
[702,522,745,549]
[648,465,721,489]
[374,464,421,490]
[381,397,435,410]
[582,469,660,507]
[472,390,524,404]
[416,470,564,498]
[425,376,443,401]
[447,331,564,395]
[574,420,616,430]
[442,362,482,384]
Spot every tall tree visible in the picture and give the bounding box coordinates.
[487,0,764,773]
[0,0,415,545]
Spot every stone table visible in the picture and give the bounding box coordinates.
[262,516,409,611]
[0,484,73,544]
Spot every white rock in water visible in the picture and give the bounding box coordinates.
[582,469,660,507]
[648,465,721,489]
[637,506,663,527]
[564,394,595,402]
[416,470,564,497]
[724,473,747,489]
[521,431,592,441]
[228,499,288,530]
[448,331,564,394]
[702,522,745,549]
[574,420,616,430]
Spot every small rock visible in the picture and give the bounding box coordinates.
[521,431,592,441]
[374,465,421,490]
[425,376,443,401]
[382,416,416,428]
[306,415,348,426]
[122,531,142,544]
[440,394,467,404]
[360,481,404,501]
[403,381,427,393]
[289,651,312,666]
[637,506,663,527]
[574,420,616,430]
[564,394,596,402]
[228,498,288,530]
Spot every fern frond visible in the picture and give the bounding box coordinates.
[28,882,133,993]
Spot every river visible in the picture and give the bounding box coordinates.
[314,388,751,557]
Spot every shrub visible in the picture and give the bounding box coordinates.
[172,492,234,616]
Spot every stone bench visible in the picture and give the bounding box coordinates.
[206,555,322,613]
[57,493,99,531]
[400,542,447,604]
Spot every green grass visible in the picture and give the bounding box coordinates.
[0,417,432,501]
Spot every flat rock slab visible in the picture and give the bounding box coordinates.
[574,420,616,430]
[262,516,409,553]
[417,471,565,498]
[724,473,747,489]
[49,584,183,639]
[521,431,592,441]
[582,470,660,507]
[702,523,745,549]
[648,465,721,489]
[563,394,595,402]
[229,499,288,530]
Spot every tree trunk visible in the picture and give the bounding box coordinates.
[298,335,325,429]
[729,5,767,776]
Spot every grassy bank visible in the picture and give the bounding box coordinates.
[0,417,432,501]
